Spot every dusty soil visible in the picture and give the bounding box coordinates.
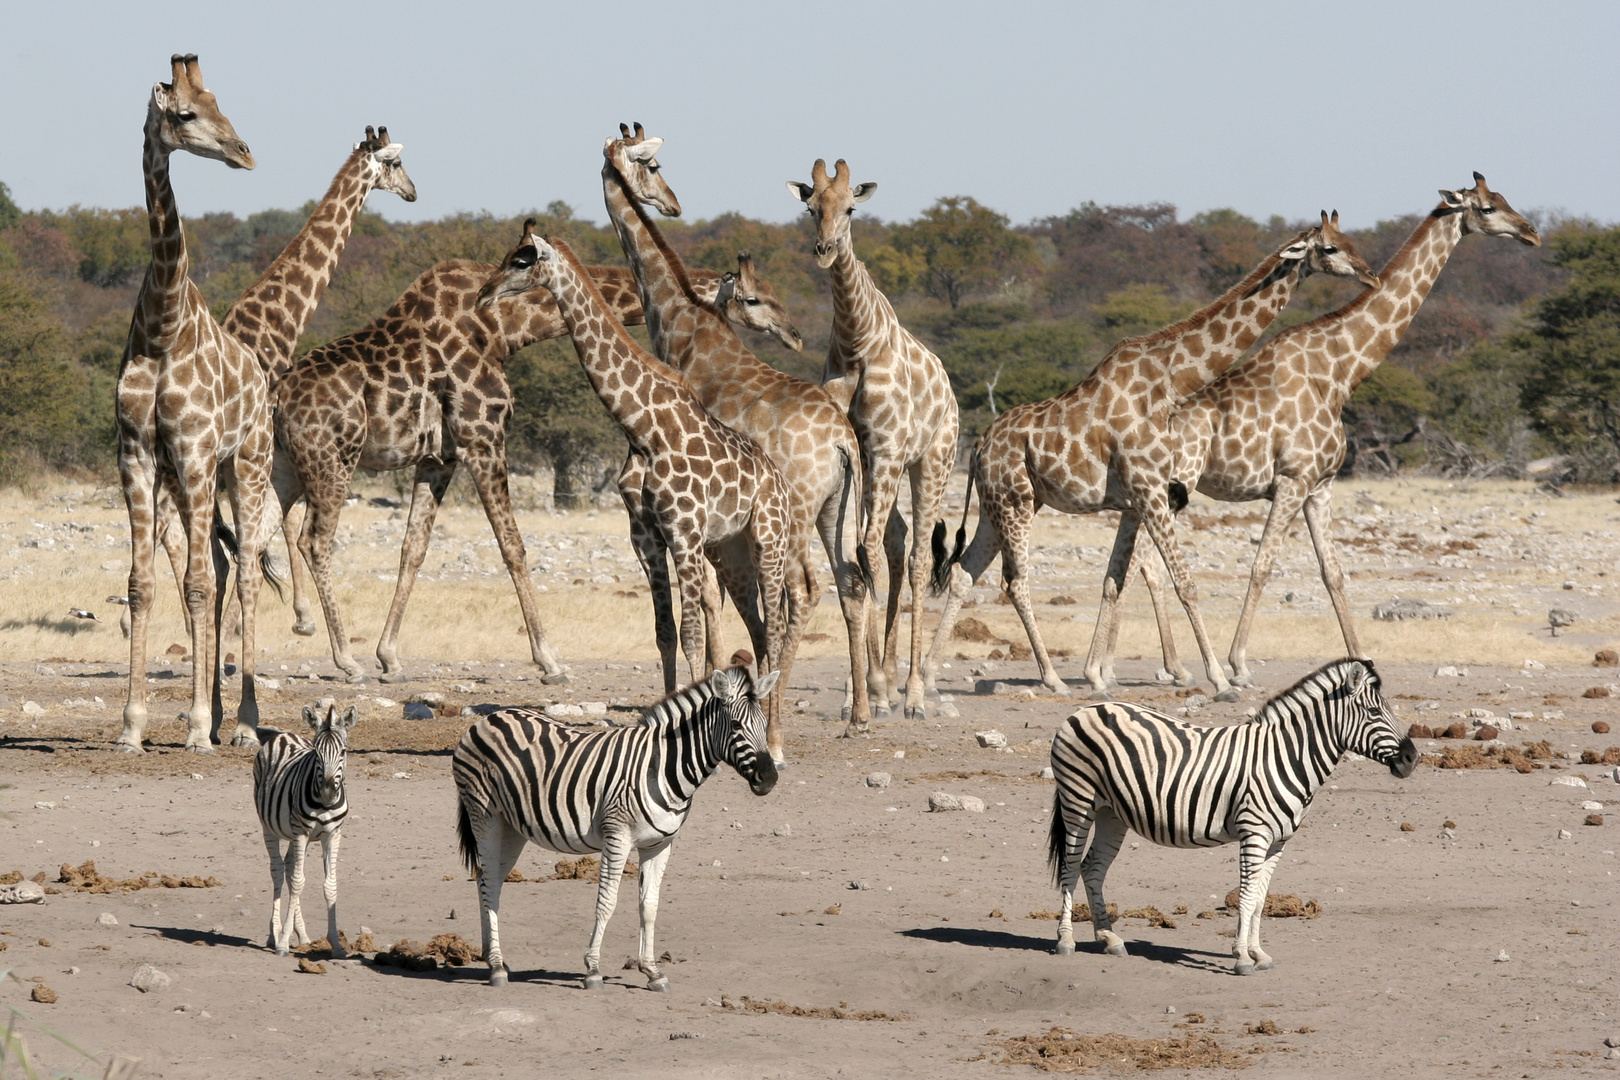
[3,477,1620,1077]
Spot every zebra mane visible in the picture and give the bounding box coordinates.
[1248,657,1376,725]
[637,667,755,728]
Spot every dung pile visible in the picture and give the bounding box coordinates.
[1223,891,1323,918]
[996,1027,1255,1072]
[56,860,221,893]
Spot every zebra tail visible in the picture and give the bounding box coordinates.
[1046,786,1067,887]
[213,521,288,602]
[456,799,479,877]
[928,451,976,596]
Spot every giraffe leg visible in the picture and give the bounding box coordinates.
[375,460,455,683]
[995,492,1068,697]
[1139,545,1191,686]
[903,447,954,720]
[462,449,569,683]
[117,380,161,753]
[583,829,633,989]
[157,489,193,640]
[634,840,675,991]
[1080,807,1129,956]
[672,544,718,688]
[822,455,871,728]
[175,458,220,752]
[1083,513,1142,697]
[1302,484,1364,660]
[320,828,344,958]
[207,496,233,743]
[625,485,679,694]
[299,458,369,684]
[1226,478,1309,687]
[878,508,907,709]
[750,525,795,764]
[226,439,276,747]
[1133,490,1236,701]
[283,502,317,636]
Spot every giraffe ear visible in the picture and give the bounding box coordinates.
[373,143,403,163]
[1438,188,1467,207]
[626,137,663,163]
[1279,237,1311,261]
[851,182,877,203]
[787,181,814,203]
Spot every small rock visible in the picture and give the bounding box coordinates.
[1523,658,1546,669]
[1596,650,1619,668]
[1558,829,1573,840]
[929,791,964,812]
[1552,776,1589,789]
[0,881,45,904]
[772,824,792,838]
[1584,687,1611,699]
[1040,766,1055,780]
[1468,708,1495,720]
[1434,666,1459,678]
[960,796,986,813]
[259,678,280,690]
[544,702,584,718]
[452,683,477,694]
[371,697,396,709]
[975,730,1008,748]
[409,691,445,706]
[669,1032,700,1041]
[1605,1036,1620,1048]
[21,700,44,717]
[1583,801,1604,811]
[1544,710,1566,721]
[1475,725,1499,741]
[1564,580,1578,591]
[893,750,905,760]
[129,964,170,993]
[97,913,118,926]
[935,700,961,718]
[1182,693,1209,709]
[989,682,1015,697]
[402,702,435,720]
[1495,950,1511,963]
[864,772,891,789]
[581,702,608,717]
[1373,598,1454,622]
[848,881,869,891]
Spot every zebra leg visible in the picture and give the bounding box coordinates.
[634,840,675,991]
[583,830,633,989]
[285,834,310,951]
[321,828,344,958]
[1232,831,1277,975]
[1245,840,1288,972]
[1055,812,1092,957]
[263,831,287,952]
[474,813,526,987]
[1080,807,1129,956]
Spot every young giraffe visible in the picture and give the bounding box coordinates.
[271,253,786,685]
[1087,175,1540,688]
[789,159,960,722]
[476,230,796,761]
[928,216,1381,701]
[157,125,417,639]
[602,126,873,735]
[116,55,269,753]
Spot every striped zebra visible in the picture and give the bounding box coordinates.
[454,664,780,990]
[1047,658,1415,975]
[253,703,356,956]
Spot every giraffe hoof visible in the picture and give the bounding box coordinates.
[1046,683,1072,698]
[1174,674,1197,688]
[489,968,508,987]
[1055,941,1075,956]
[113,742,145,755]
[292,622,317,637]
[183,742,216,755]
[840,722,870,739]
[647,977,671,993]
[1214,689,1240,703]
[230,733,260,750]
[377,670,410,684]
[1085,689,1114,703]
[344,673,366,685]
[583,973,604,990]
[542,670,572,686]
[903,705,926,721]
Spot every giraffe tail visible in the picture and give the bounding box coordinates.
[213,521,288,603]
[838,445,874,599]
[929,448,977,596]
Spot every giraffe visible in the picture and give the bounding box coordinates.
[927,215,1381,702]
[115,54,271,753]
[1086,175,1540,689]
[271,250,795,685]
[601,127,874,735]
[789,159,960,722]
[476,229,797,762]
[157,124,417,639]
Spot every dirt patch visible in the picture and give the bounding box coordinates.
[716,995,908,1021]
[1222,892,1322,919]
[995,1027,1256,1071]
[55,860,222,893]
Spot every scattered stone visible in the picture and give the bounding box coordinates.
[1415,700,1439,711]
[1564,581,1578,591]
[1552,776,1589,789]
[1588,815,1605,827]
[772,824,792,838]
[544,702,584,718]
[96,913,118,926]
[864,772,891,789]
[848,881,869,891]
[1442,722,1467,739]
[408,691,445,706]
[1596,722,1612,735]
[1606,1036,1620,1049]
[669,1032,700,1040]
[928,791,964,812]
[960,796,986,813]
[935,699,961,718]
[1407,723,1433,739]
[975,730,1008,749]
[1475,725,1500,741]
[1545,710,1566,721]
[402,702,435,720]
[1399,822,1415,832]
[1596,650,1619,668]
[1495,950,1511,963]
[1523,658,1546,670]
[30,986,55,1004]
[989,682,1016,697]
[1434,666,1463,678]
[1040,766,1055,780]
[0,881,45,904]
[1558,829,1574,840]
[1373,598,1454,622]
[581,702,608,717]
[129,964,170,993]
[21,701,44,717]
[452,683,477,694]
[1551,609,1578,636]
[1468,708,1495,720]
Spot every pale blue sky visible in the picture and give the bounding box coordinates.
[2,1,1614,230]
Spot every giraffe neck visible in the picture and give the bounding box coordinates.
[543,245,683,447]
[601,161,713,363]
[826,235,896,375]
[224,147,376,378]
[133,121,192,358]
[1332,210,1465,396]
[1159,249,1307,400]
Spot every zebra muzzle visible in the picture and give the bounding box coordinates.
[1388,738,1418,779]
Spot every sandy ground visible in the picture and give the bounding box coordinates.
[3,477,1620,1077]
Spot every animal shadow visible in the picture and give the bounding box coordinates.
[900,925,1230,972]
[132,924,255,950]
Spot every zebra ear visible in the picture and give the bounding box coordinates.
[753,670,780,699]
[335,705,359,731]
[301,704,321,731]
[710,668,733,697]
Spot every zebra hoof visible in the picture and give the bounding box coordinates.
[542,670,572,686]
[292,621,317,637]
[1105,944,1127,957]
[489,968,508,987]
[1214,689,1240,703]
[1055,941,1075,956]
[647,977,671,993]
[1233,962,1256,977]
[583,973,604,990]
[274,946,290,957]
[1255,958,1274,971]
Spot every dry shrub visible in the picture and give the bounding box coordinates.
[717,995,907,1021]
[0,871,20,886]
[1222,891,1322,918]
[1586,814,1605,826]
[823,904,842,916]
[373,939,437,971]
[1434,743,1541,772]
[997,1027,1254,1072]
[544,855,640,880]
[1523,740,1555,759]
[952,616,994,643]
[57,860,221,893]
[1049,595,1077,606]
[1246,1020,1281,1036]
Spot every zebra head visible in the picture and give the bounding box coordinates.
[709,667,781,796]
[301,703,359,807]
[1333,660,1418,779]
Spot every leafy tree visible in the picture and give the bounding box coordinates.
[1092,284,1195,338]
[889,196,1034,309]
[1517,225,1620,458]
[505,337,627,507]
[0,272,105,484]
[0,182,19,230]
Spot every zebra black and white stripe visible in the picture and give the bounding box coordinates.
[253,703,356,956]
[454,665,780,990]
[1046,658,1415,974]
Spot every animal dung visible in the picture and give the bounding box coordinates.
[1408,723,1434,739]
[1475,725,1499,741]
[1443,722,1468,739]
[1222,890,1323,918]
[296,958,327,975]
[1584,687,1611,699]
[1399,822,1416,832]
[30,986,56,1004]
[950,616,994,643]
[1595,721,1612,734]
[1595,650,1619,668]
[1587,814,1605,826]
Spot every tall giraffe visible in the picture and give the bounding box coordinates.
[476,230,796,761]
[1087,175,1540,688]
[158,125,417,638]
[271,252,792,685]
[602,126,874,735]
[789,159,960,721]
[116,55,270,753]
[928,217,1380,701]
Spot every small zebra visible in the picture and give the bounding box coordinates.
[454,665,779,990]
[253,703,356,956]
[1047,658,1415,975]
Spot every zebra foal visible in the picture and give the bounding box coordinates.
[253,702,356,956]
[454,665,780,990]
[1047,658,1415,975]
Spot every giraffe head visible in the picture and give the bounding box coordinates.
[1439,172,1540,246]
[604,123,681,217]
[148,54,254,169]
[787,159,876,269]
[714,252,804,352]
[1304,211,1381,288]
[356,125,417,203]
[475,219,560,309]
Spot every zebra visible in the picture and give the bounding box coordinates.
[253,702,356,956]
[1046,657,1415,975]
[454,664,780,990]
